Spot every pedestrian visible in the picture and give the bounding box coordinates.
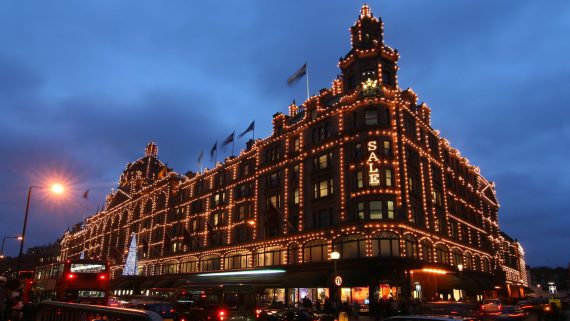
[316,299,321,311]
[0,276,8,321]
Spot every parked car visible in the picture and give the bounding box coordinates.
[495,305,527,320]
[481,299,502,313]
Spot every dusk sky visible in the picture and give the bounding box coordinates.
[1,1,569,267]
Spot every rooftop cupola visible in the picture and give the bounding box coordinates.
[350,4,384,50]
[145,141,158,158]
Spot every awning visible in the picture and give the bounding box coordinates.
[282,270,327,288]
[327,270,373,287]
[436,274,462,290]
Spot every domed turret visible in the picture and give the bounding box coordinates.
[145,141,158,158]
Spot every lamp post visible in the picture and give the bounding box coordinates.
[0,236,23,259]
[457,264,464,299]
[16,184,64,275]
[331,251,340,305]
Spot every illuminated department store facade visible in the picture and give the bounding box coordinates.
[61,5,527,304]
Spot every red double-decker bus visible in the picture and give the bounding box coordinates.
[32,259,110,305]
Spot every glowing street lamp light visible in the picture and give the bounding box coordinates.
[0,236,22,259]
[16,184,65,275]
[51,183,64,194]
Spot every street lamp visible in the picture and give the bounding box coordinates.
[331,251,340,304]
[16,183,65,275]
[0,236,22,259]
[457,264,463,299]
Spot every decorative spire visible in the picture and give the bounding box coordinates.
[350,4,383,50]
[145,141,158,158]
[360,4,372,18]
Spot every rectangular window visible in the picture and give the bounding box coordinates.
[213,213,222,226]
[365,110,378,125]
[357,202,365,220]
[383,140,392,156]
[268,195,280,208]
[267,172,279,187]
[242,163,250,176]
[314,153,332,170]
[293,137,301,152]
[292,165,299,180]
[408,177,414,192]
[317,209,332,228]
[237,204,250,220]
[386,201,395,219]
[213,192,225,206]
[370,201,383,219]
[385,168,393,186]
[314,179,333,199]
[354,143,363,159]
[356,171,364,188]
[293,188,300,205]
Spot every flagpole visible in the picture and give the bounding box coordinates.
[306,63,310,100]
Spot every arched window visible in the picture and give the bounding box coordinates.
[200,255,221,271]
[473,255,481,271]
[435,244,450,264]
[224,252,251,270]
[464,252,473,270]
[180,257,198,273]
[163,260,178,275]
[333,235,367,259]
[482,257,490,272]
[371,232,400,257]
[287,243,299,265]
[404,234,419,259]
[254,247,286,267]
[452,249,463,266]
[303,240,327,263]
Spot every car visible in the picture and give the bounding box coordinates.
[128,302,184,321]
[495,305,528,320]
[481,299,502,313]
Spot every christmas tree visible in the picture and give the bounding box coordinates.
[123,233,138,275]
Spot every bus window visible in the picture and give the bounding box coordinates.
[224,293,239,309]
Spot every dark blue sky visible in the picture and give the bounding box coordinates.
[1,1,569,267]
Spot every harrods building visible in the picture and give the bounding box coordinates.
[60,5,528,305]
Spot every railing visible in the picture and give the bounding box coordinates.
[35,301,163,321]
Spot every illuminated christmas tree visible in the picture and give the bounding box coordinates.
[123,233,138,276]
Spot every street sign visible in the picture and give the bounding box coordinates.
[334,275,343,287]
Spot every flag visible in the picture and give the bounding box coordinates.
[239,121,255,138]
[197,150,204,164]
[268,201,296,232]
[210,141,217,160]
[222,131,235,147]
[287,63,307,85]
[82,189,89,199]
